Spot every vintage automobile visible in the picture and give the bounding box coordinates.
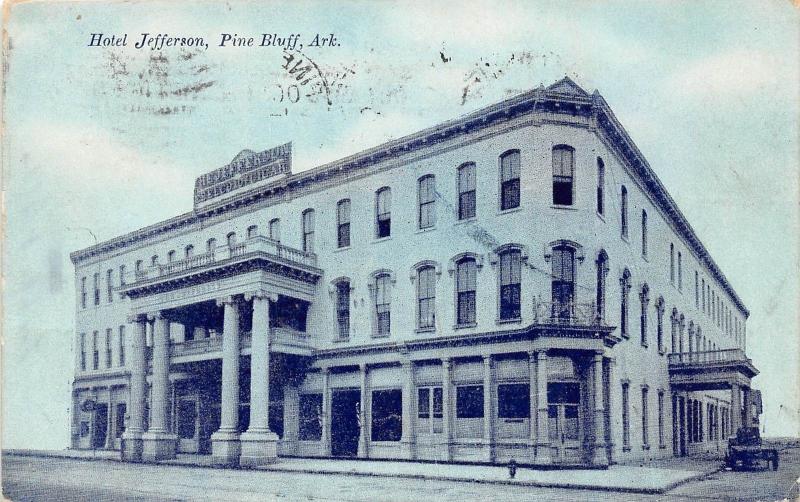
[726,427,778,471]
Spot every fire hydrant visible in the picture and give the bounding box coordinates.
[508,459,518,479]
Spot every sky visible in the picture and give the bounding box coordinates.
[2,0,799,449]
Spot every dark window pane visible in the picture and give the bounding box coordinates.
[417,388,430,418]
[498,383,530,419]
[456,385,484,418]
[371,389,402,441]
[299,394,323,441]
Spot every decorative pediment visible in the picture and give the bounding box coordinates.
[545,76,590,98]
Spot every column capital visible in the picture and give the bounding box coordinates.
[244,290,279,303]
[127,313,147,324]
[441,357,452,368]
[216,295,241,308]
[536,349,549,360]
[359,362,368,372]
[400,360,413,369]
[528,351,536,362]
[147,311,165,322]
[482,354,493,365]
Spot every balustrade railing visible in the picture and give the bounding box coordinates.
[533,298,601,327]
[168,327,311,357]
[128,235,316,283]
[668,349,747,365]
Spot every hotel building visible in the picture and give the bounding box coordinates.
[70,77,759,467]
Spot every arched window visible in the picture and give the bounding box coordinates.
[335,280,350,340]
[337,199,351,248]
[150,255,158,266]
[135,259,143,272]
[375,187,391,238]
[247,225,258,239]
[619,269,632,338]
[500,150,521,210]
[596,157,605,215]
[226,232,237,248]
[269,218,280,242]
[678,252,683,290]
[670,308,679,353]
[456,257,477,325]
[417,266,436,330]
[641,210,648,257]
[621,186,628,237]
[552,245,576,320]
[302,209,315,252]
[640,284,650,347]
[695,272,699,308]
[498,249,522,320]
[655,297,665,353]
[457,163,476,220]
[206,238,217,253]
[167,250,176,263]
[374,273,392,336]
[184,245,194,258]
[552,145,575,206]
[670,243,675,284]
[596,250,609,320]
[418,175,436,229]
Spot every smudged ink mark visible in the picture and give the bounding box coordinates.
[440,51,451,63]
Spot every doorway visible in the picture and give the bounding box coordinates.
[331,389,361,457]
[547,382,582,463]
[92,404,109,449]
[677,396,687,456]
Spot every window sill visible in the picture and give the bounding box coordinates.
[622,446,631,452]
[453,322,477,330]
[498,206,522,216]
[454,217,477,226]
[371,334,391,339]
[332,337,350,343]
[372,236,392,244]
[641,254,649,262]
[416,226,436,234]
[333,245,351,253]
[659,444,667,449]
[621,234,629,244]
[642,444,651,451]
[496,317,522,325]
[550,204,577,211]
[415,327,436,334]
[641,342,648,349]
[658,349,666,356]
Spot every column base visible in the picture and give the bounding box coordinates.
[121,431,143,462]
[535,443,552,464]
[591,443,609,466]
[239,430,279,467]
[211,430,241,466]
[141,431,178,462]
[399,438,414,460]
[357,434,368,458]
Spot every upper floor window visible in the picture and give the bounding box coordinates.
[79,332,86,371]
[247,225,258,239]
[150,255,158,267]
[695,272,699,308]
[106,269,113,303]
[167,250,176,262]
[105,328,112,368]
[641,210,648,257]
[226,232,237,248]
[596,158,605,215]
[302,209,315,252]
[118,325,126,367]
[655,297,665,353]
[335,280,350,340]
[596,250,609,320]
[206,238,216,253]
[119,265,126,286]
[80,277,87,309]
[640,284,650,347]
[417,266,436,330]
[621,186,629,238]
[620,269,632,338]
[552,145,575,206]
[92,331,99,370]
[678,252,683,290]
[374,273,392,337]
[456,257,477,325]
[93,273,100,305]
[185,245,194,258]
[670,244,675,284]
[135,259,143,272]
[499,249,522,320]
[551,245,576,316]
[269,218,280,242]
[337,199,351,248]
[622,382,630,449]
[500,150,521,210]
[458,163,476,220]
[702,279,706,311]
[375,187,391,238]
[418,175,436,229]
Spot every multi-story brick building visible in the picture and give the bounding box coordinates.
[70,77,759,467]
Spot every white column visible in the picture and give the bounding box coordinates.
[742,387,752,428]
[441,357,453,461]
[212,296,242,466]
[142,312,177,461]
[122,315,147,461]
[357,363,369,458]
[535,350,551,464]
[591,352,608,465]
[321,368,332,456]
[482,355,494,462]
[528,351,537,463]
[240,291,279,466]
[400,361,415,459]
[730,384,742,434]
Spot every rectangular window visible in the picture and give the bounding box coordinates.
[269,218,281,242]
[337,199,350,248]
[658,391,665,448]
[106,269,113,303]
[371,389,402,441]
[640,296,649,347]
[417,267,436,330]
[92,331,99,370]
[695,272,699,308]
[621,186,628,237]
[418,176,436,229]
[497,383,530,419]
[118,325,126,366]
[678,252,683,290]
[641,211,648,257]
[376,188,391,238]
[375,274,391,336]
[596,158,605,215]
[336,282,350,339]
[456,385,484,418]
[500,151,521,210]
[115,403,126,438]
[641,388,649,447]
[302,210,315,252]
[105,328,112,368]
[458,163,476,220]
[93,273,100,306]
[119,265,126,286]
[656,306,664,353]
[499,251,522,320]
[417,387,443,420]
[552,246,576,318]
[298,394,323,441]
[80,277,87,309]
[552,146,574,206]
[622,382,630,449]
[456,259,477,325]
[79,332,86,371]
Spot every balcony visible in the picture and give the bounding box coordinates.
[668,349,758,391]
[168,327,314,361]
[532,299,602,327]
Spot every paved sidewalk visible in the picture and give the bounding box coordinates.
[3,449,721,494]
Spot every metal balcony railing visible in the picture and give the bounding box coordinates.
[129,236,316,283]
[668,349,748,366]
[532,298,602,327]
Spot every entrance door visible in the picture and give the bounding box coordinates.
[548,382,582,464]
[198,403,220,455]
[92,404,109,449]
[331,389,361,457]
[177,397,199,453]
[678,396,687,456]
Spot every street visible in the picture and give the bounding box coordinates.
[2,449,798,502]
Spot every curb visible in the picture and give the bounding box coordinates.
[3,450,710,495]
